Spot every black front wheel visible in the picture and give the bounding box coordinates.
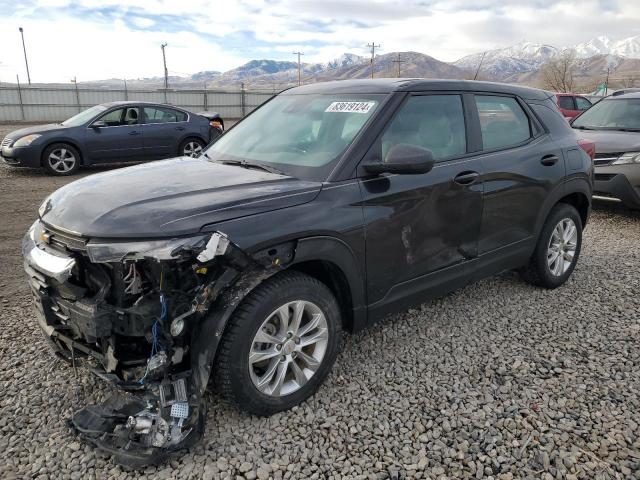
[215,271,342,416]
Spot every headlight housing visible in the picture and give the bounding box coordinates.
[13,134,42,147]
[86,236,209,263]
[612,152,640,165]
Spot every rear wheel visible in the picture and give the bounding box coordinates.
[42,143,80,175]
[215,271,341,416]
[179,138,205,157]
[519,203,582,289]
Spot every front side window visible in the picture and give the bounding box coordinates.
[572,98,640,130]
[558,96,575,110]
[204,94,384,181]
[144,107,187,124]
[380,94,466,161]
[475,95,532,150]
[95,107,138,127]
[575,97,592,111]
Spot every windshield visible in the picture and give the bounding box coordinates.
[61,104,109,127]
[573,98,640,130]
[204,93,385,180]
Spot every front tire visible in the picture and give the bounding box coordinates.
[215,271,342,416]
[42,143,80,175]
[519,203,583,289]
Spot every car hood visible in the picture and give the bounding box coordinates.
[6,123,68,139]
[40,157,322,238]
[573,128,640,154]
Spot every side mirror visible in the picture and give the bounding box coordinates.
[364,144,435,175]
[91,120,107,129]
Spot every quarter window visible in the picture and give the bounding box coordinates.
[143,107,187,124]
[475,95,532,150]
[380,95,466,161]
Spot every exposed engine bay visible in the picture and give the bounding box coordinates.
[22,220,293,466]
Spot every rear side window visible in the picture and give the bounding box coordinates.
[381,94,466,161]
[475,95,532,150]
[144,107,188,124]
[558,96,575,110]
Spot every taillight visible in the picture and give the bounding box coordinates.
[578,139,595,160]
[210,120,223,132]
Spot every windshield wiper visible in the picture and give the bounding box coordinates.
[573,125,596,130]
[219,159,285,175]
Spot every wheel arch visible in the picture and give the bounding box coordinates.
[558,190,590,228]
[534,179,592,235]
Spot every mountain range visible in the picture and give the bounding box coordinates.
[83,34,640,90]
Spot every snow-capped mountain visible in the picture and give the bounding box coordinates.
[454,41,557,79]
[323,53,365,70]
[573,35,640,59]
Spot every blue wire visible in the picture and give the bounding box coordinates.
[140,291,168,384]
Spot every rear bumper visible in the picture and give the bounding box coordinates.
[1,145,42,168]
[593,165,640,209]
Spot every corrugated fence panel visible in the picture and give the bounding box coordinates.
[0,86,278,122]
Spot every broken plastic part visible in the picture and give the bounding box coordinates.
[85,235,209,263]
[196,232,229,262]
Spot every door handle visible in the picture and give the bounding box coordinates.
[175,126,186,131]
[453,171,480,185]
[541,154,559,166]
[128,131,141,136]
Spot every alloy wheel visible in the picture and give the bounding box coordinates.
[249,300,329,397]
[183,141,203,157]
[47,148,76,173]
[547,218,578,276]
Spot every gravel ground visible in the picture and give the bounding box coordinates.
[1,123,639,479]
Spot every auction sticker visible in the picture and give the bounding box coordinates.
[325,101,376,113]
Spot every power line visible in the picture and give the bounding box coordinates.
[367,42,381,79]
[392,53,406,78]
[292,51,304,86]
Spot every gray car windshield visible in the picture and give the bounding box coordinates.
[61,105,109,127]
[204,94,384,180]
[573,98,640,130]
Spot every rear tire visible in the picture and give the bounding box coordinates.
[179,138,205,157]
[42,143,81,175]
[215,271,342,416]
[519,203,582,289]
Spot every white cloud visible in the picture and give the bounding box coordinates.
[1,0,640,83]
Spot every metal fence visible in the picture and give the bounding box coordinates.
[0,84,276,122]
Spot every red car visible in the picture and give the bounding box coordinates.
[556,93,592,120]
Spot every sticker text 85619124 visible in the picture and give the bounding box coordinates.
[325,101,376,114]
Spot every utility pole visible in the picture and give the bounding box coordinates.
[161,43,168,102]
[473,51,486,80]
[392,53,406,78]
[367,42,380,79]
[293,51,304,86]
[18,27,31,85]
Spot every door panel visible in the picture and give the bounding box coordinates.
[361,158,483,307]
[359,94,483,311]
[85,107,143,162]
[141,106,188,158]
[474,95,565,255]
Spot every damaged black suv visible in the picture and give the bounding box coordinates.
[23,79,593,465]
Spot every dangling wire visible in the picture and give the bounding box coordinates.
[140,264,168,384]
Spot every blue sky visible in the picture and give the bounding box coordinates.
[1,0,639,83]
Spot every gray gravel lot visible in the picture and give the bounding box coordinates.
[1,123,639,479]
